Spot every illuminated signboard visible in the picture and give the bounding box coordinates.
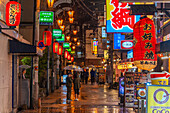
[6,1,21,26]
[39,11,54,25]
[147,85,170,113]
[63,42,70,49]
[114,33,125,49]
[127,50,133,59]
[121,40,133,49]
[119,0,169,2]
[71,51,75,54]
[56,34,65,42]
[66,48,71,52]
[93,41,98,55]
[106,0,140,33]
[53,29,62,38]
[102,27,107,38]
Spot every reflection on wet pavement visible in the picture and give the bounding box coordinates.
[21,84,135,113]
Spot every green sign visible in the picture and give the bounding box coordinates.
[63,42,70,49]
[53,29,62,38]
[56,34,65,42]
[71,51,75,54]
[39,11,54,25]
[66,48,71,52]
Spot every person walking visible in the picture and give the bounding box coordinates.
[90,69,95,85]
[85,69,89,84]
[66,73,73,102]
[73,72,81,101]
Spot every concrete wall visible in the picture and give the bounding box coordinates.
[0,34,12,113]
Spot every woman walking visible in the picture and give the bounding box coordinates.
[73,72,81,101]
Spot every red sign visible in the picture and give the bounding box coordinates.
[53,42,59,53]
[37,41,45,50]
[121,40,133,49]
[43,31,52,46]
[6,1,21,26]
[133,17,157,71]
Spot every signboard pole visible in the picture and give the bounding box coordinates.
[51,25,54,93]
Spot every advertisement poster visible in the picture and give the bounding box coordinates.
[147,85,170,113]
[119,77,124,97]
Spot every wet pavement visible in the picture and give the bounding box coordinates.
[21,84,135,113]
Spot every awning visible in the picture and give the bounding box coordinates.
[9,39,43,56]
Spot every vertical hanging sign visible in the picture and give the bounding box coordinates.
[6,1,21,26]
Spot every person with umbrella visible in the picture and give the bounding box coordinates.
[66,73,73,102]
[73,72,81,101]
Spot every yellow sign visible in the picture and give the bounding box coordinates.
[147,85,170,113]
[104,50,109,59]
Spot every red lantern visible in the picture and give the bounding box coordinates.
[6,1,21,26]
[43,31,52,46]
[133,17,157,71]
[57,46,63,55]
[67,54,71,60]
[71,56,74,62]
[64,51,68,58]
[53,42,59,53]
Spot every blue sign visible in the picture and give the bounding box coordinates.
[114,33,125,49]
[127,50,133,59]
[62,75,68,84]
[102,27,107,38]
[119,77,124,97]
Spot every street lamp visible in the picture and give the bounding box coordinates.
[69,18,74,24]
[47,0,54,9]
[72,45,76,50]
[73,30,77,35]
[77,41,80,46]
[60,25,65,31]
[69,42,72,46]
[68,10,74,18]
[57,19,63,26]
[66,36,70,41]
[74,37,77,42]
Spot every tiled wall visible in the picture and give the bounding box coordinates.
[0,34,12,113]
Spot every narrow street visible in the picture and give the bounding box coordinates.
[21,84,134,113]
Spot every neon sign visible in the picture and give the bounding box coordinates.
[106,0,140,33]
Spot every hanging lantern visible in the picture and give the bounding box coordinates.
[47,0,54,8]
[71,56,74,62]
[74,38,77,42]
[67,54,71,60]
[66,36,71,41]
[6,1,21,26]
[69,18,74,24]
[133,17,157,71]
[77,42,80,46]
[73,30,77,35]
[57,19,63,26]
[43,31,52,46]
[60,25,65,31]
[57,46,63,55]
[72,45,76,50]
[64,51,69,59]
[68,10,74,18]
[69,42,72,46]
[53,42,59,53]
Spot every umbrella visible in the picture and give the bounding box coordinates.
[74,67,83,72]
[84,67,89,69]
[19,65,31,69]
[64,65,81,71]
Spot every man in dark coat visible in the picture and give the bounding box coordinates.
[66,73,73,101]
[85,69,89,84]
[90,69,95,85]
